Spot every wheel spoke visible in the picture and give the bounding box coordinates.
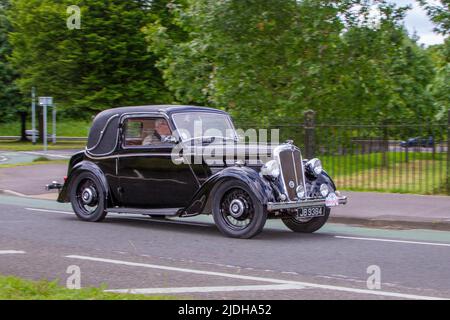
[220,188,255,231]
[75,178,99,216]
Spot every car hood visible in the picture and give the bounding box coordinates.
[179,143,292,166]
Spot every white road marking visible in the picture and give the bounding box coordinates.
[25,208,74,215]
[0,250,26,255]
[0,156,8,163]
[335,236,450,247]
[3,190,31,198]
[106,284,305,295]
[66,255,447,300]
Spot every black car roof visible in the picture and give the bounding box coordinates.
[86,105,229,156]
[93,105,228,122]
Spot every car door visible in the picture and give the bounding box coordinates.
[118,115,200,209]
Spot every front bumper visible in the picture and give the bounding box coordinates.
[267,195,348,212]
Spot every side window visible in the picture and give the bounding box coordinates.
[125,121,143,139]
[123,118,172,147]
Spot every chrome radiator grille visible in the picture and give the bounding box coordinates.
[277,147,306,201]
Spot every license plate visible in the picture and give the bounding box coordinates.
[325,193,339,207]
[297,207,324,218]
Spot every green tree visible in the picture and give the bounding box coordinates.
[426,40,450,120]
[0,0,23,122]
[146,0,437,126]
[340,3,436,125]
[420,0,449,120]
[419,0,449,36]
[8,0,171,117]
[147,0,359,123]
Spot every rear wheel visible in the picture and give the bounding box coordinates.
[282,208,330,233]
[212,181,267,239]
[70,171,107,222]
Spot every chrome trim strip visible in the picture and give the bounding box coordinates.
[300,156,307,197]
[86,111,173,157]
[273,144,306,201]
[291,152,299,185]
[108,207,182,216]
[85,114,120,157]
[86,152,174,160]
[273,145,290,198]
[267,196,348,212]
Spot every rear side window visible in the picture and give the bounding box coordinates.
[123,118,172,147]
[125,121,143,139]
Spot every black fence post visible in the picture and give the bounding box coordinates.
[18,111,28,142]
[382,122,389,167]
[304,110,316,160]
[447,109,450,195]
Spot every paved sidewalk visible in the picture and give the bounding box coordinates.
[332,192,450,231]
[0,150,77,165]
[0,163,67,199]
[1,163,449,230]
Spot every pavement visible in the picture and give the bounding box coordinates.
[0,150,75,164]
[1,150,450,299]
[331,192,450,231]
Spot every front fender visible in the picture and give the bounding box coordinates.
[182,167,275,216]
[57,161,110,205]
[320,170,337,191]
[304,170,337,197]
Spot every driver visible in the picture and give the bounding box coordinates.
[142,119,172,145]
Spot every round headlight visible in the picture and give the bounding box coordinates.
[307,158,323,176]
[261,160,280,178]
[320,184,329,197]
[296,185,305,198]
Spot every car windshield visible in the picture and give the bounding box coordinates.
[172,112,237,142]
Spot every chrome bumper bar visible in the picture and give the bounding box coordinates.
[267,196,348,212]
[45,181,63,191]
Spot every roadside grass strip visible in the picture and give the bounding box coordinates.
[0,275,170,300]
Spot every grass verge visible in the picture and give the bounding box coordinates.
[0,275,170,300]
[0,159,68,169]
[0,140,84,151]
[0,120,91,137]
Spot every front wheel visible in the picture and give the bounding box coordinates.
[70,171,107,222]
[212,181,267,239]
[282,208,330,233]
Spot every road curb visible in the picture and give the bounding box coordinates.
[330,216,450,232]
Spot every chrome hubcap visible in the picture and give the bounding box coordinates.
[81,187,96,205]
[229,199,245,218]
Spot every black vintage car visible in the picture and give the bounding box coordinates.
[49,105,347,239]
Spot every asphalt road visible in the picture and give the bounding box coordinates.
[1,194,450,300]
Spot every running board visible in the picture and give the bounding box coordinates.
[107,207,183,217]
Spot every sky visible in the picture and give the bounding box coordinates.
[391,0,446,46]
